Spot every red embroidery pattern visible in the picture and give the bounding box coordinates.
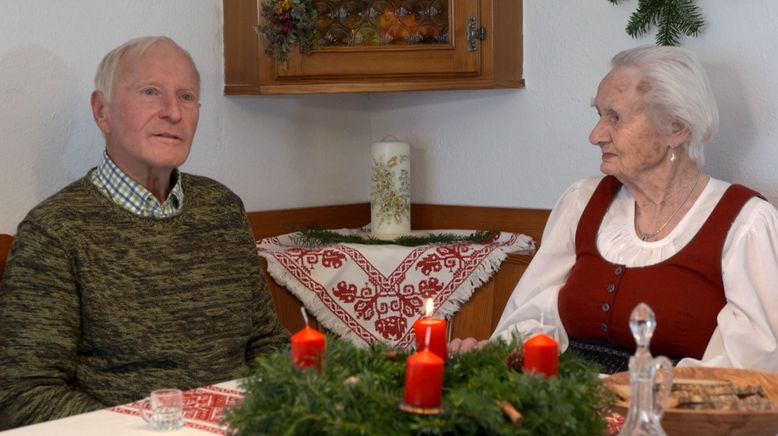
[257,231,535,348]
[109,385,243,435]
[604,411,625,435]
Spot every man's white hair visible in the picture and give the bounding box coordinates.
[94,36,200,102]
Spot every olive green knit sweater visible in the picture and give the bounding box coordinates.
[0,172,290,429]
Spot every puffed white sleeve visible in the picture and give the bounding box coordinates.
[677,197,778,371]
[490,178,598,351]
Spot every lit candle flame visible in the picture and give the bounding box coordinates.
[425,298,434,317]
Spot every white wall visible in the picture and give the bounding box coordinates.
[1,0,777,235]
[371,0,778,209]
[0,0,371,234]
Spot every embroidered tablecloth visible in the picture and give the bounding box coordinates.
[256,229,535,349]
[109,383,243,435]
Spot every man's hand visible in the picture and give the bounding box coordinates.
[448,337,489,355]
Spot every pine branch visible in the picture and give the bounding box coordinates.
[224,335,615,435]
[291,227,498,247]
[612,0,705,46]
[625,0,662,38]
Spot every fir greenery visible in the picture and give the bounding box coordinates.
[225,335,615,435]
[291,228,499,248]
[608,0,705,46]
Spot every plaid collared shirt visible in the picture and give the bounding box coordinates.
[90,150,184,219]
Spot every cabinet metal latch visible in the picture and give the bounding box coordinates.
[466,16,486,52]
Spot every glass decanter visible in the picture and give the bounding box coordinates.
[619,303,673,436]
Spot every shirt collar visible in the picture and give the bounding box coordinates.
[90,150,184,219]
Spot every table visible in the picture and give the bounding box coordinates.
[0,377,624,435]
[256,229,535,349]
[0,381,243,435]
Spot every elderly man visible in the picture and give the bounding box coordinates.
[0,36,289,429]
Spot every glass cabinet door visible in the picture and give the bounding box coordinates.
[274,0,480,80]
[314,0,450,47]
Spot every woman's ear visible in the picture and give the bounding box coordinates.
[91,91,111,136]
[670,121,690,147]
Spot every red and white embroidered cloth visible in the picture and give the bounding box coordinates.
[256,229,535,349]
[109,383,243,435]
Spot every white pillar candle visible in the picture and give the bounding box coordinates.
[370,137,411,236]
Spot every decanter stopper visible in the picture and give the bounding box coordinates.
[630,302,656,350]
[619,303,673,436]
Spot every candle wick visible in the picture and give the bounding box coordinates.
[424,326,432,351]
[300,306,310,328]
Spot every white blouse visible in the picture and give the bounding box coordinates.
[491,176,778,371]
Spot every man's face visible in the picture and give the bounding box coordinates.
[93,41,200,181]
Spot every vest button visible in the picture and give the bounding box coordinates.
[601,303,610,312]
[615,266,624,275]
[607,283,616,293]
[600,322,608,332]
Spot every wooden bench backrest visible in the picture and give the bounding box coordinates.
[0,234,13,285]
[247,203,371,240]
[247,203,550,244]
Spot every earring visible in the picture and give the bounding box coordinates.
[670,150,676,162]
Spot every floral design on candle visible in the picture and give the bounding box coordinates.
[412,298,447,361]
[370,136,410,236]
[290,307,326,371]
[403,327,444,408]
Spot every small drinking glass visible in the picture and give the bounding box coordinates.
[138,388,184,431]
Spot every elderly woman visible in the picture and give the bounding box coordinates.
[457,46,778,373]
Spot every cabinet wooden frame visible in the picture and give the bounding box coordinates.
[223,0,524,94]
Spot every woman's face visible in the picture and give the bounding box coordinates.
[589,68,671,181]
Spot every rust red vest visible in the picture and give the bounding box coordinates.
[558,176,760,359]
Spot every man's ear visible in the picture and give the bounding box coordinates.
[91,91,111,135]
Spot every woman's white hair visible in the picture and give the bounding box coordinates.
[612,45,718,166]
[94,36,200,102]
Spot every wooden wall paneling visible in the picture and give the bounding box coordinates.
[489,253,531,333]
[448,273,496,340]
[410,204,550,244]
[0,234,13,285]
[247,203,370,240]
[261,258,322,334]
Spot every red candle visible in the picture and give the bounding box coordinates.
[403,330,444,408]
[412,299,448,360]
[291,308,326,371]
[522,333,558,377]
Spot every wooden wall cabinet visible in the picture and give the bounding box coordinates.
[223,0,523,94]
